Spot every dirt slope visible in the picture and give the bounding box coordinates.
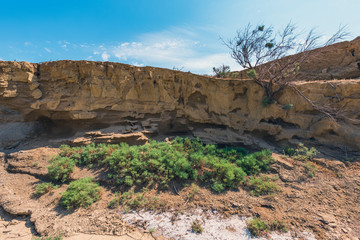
[1,143,359,240]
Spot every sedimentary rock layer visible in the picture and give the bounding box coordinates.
[0,60,359,153]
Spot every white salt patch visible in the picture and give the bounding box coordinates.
[123,209,316,240]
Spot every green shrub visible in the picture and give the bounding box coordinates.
[247,218,287,237]
[213,65,231,78]
[204,155,247,189]
[247,69,257,79]
[282,143,318,161]
[284,143,318,161]
[103,141,197,188]
[304,162,317,178]
[246,217,268,237]
[282,145,296,156]
[191,219,203,233]
[54,137,275,192]
[35,234,63,240]
[61,177,101,209]
[59,145,82,161]
[294,143,318,161]
[282,104,293,110]
[80,143,120,166]
[236,149,273,175]
[211,181,225,193]
[262,96,276,107]
[47,156,76,182]
[246,175,279,196]
[33,182,59,197]
[231,72,240,78]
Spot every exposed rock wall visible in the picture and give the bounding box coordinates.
[0,60,360,153]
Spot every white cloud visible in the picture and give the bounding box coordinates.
[44,47,51,53]
[57,40,71,49]
[101,52,110,61]
[132,62,144,67]
[24,41,32,46]
[50,27,241,74]
[181,53,241,73]
[105,29,240,74]
[112,39,187,64]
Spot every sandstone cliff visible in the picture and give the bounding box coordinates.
[0,60,360,155]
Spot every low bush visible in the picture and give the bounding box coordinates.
[47,156,75,182]
[282,145,296,156]
[35,234,63,240]
[212,65,231,78]
[304,162,317,178]
[247,218,287,237]
[211,181,225,193]
[191,219,203,234]
[282,143,318,161]
[262,96,276,107]
[246,217,268,237]
[58,144,82,160]
[246,175,279,196]
[56,137,274,192]
[61,177,101,209]
[33,182,59,197]
[236,149,273,175]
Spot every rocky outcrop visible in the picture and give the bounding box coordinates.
[0,60,360,155]
[298,36,360,80]
[237,36,360,81]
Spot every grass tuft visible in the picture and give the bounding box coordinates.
[191,219,203,234]
[33,182,59,197]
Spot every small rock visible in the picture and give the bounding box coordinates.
[9,219,20,225]
[319,213,337,225]
[275,157,294,170]
[29,81,40,91]
[31,89,42,99]
[230,201,243,208]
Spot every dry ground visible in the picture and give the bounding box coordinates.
[0,141,359,240]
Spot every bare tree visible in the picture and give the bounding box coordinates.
[224,23,349,114]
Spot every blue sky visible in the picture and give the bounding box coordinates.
[1,0,359,74]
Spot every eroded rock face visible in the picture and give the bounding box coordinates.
[0,60,360,154]
[297,36,360,80]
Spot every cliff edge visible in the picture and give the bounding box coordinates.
[0,60,359,156]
